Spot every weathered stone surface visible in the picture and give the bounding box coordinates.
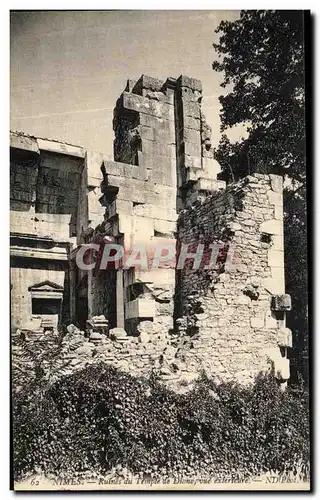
[11,76,289,391]
[133,75,164,94]
[274,357,290,381]
[109,327,127,340]
[66,324,79,334]
[250,317,264,328]
[175,174,288,384]
[269,174,283,193]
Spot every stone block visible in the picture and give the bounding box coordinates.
[183,115,201,130]
[108,199,133,218]
[271,294,292,311]
[139,113,167,129]
[109,327,127,340]
[178,75,202,92]
[267,270,285,297]
[154,219,175,236]
[66,324,79,334]
[125,298,156,320]
[228,222,242,232]
[132,203,177,222]
[183,140,201,158]
[125,79,137,92]
[250,317,264,328]
[184,154,202,171]
[148,157,177,187]
[181,100,201,119]
[153,126,175,146]
[38,139,84,158]
[133,75,164,94]
[183,128,201,145]
[202,157,221,179]
[267,190,283,207]
[10,133,40,155]
[268,248,284,268]
[274,357,290,381]
[122,92,174,121]
[103,160,147,181]
[195,178,226,192]
[274,205,283,220]
[186,167,200,183]
[89,332,103,341]
[265,310,278,328]
[118,214,133,236]
[272,234,284,251]
[104,175,148,202]
[269,174,283,193]
[132,216,155,241]
[138,125,155,141]
[141,139,176,159]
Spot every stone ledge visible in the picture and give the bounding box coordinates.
[271,294,292,311]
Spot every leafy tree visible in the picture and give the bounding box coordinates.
[212,10,308,382]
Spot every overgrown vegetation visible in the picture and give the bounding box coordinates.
[13,363,310,482]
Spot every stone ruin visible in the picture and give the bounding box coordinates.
[10,74,292,390]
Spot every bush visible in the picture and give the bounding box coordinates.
[12,364,310,482]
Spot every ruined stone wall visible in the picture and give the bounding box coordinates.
[175,173,291,384]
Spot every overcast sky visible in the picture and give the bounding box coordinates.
[10,10,240,157]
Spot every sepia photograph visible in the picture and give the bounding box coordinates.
[10,9,310,491]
